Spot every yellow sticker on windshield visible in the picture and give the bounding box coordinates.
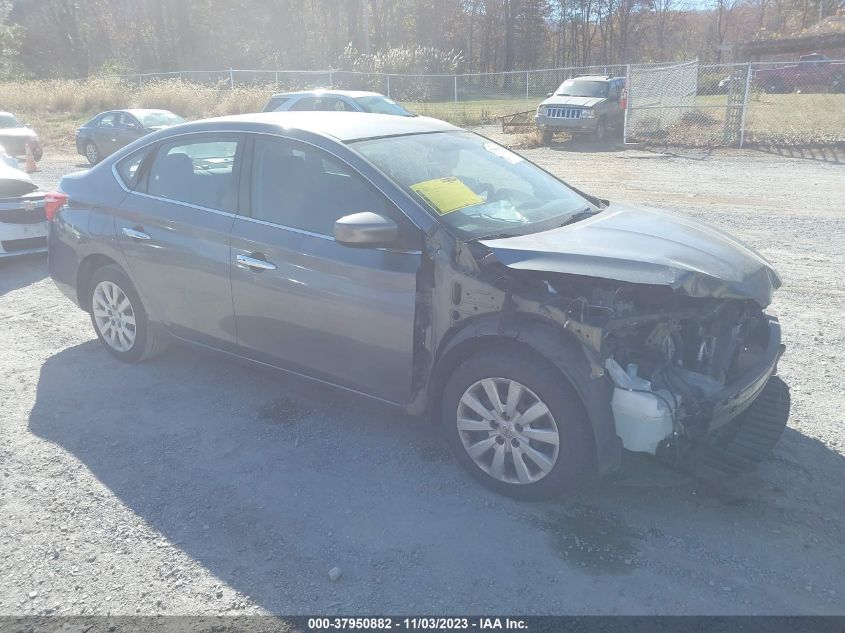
[410,177,483,215]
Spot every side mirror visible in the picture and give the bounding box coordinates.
[334,212,398,247]
[547,92,554,97]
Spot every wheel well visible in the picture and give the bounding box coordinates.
[428,334,569,425]
[76,254,121,311]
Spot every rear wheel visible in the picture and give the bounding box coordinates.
[441,350,594,500]
[84,141,100,165]
[88,265,167,362]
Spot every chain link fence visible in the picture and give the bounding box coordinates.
[625,60,845,146]
[113,61,844,146]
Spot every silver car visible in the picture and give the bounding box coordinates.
[0,161,49,258]
[47,112,788,499]
[262,90,414,116]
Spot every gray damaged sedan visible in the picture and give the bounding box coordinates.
[47,112,788,499]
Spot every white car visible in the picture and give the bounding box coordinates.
[0,144,18,169]
[262,90,414,116]
[0,160,48,258]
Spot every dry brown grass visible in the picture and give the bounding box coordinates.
[1,78,278,150]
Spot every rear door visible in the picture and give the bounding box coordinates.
[94,112,118,155]
[115,112,146,151]
[114,133,244,350]
[229,135,422,403]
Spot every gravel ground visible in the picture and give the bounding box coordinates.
[1,140,843,616]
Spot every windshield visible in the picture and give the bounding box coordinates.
[353,96,413,116]
[353,131,595,239]
[140,111,186,127]
[555,79,608,98]
[0,114,23,129]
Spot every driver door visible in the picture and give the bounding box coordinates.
[229,136,422,403]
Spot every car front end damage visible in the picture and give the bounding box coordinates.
[413,203,789,479]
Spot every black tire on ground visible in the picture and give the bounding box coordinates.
[84,141,100,165]
[593,118,607,142]
[541,129,553,145]
[440,348,595,501]
[87,264,168,363]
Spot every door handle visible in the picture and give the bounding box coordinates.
[122,226,150,240]
[236,253,277,271]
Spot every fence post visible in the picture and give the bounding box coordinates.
[329,69,333,88]
[386,74,390,98]
[739,64,752,148]
[229,68,234,89]
[454,75,458,103]
[526,70,530,99]
[623,63,631,144]
[275,71,279,85]
[138,75,142,87]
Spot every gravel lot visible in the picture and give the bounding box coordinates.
[1,138,843,616]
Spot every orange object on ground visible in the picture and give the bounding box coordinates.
[24,142,38,173]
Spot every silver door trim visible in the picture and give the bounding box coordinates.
[121,227,151,240]
[236,253,277,270]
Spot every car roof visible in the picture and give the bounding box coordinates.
[567,75,618,82]
[121,109,176,117]
[0,111,19,118]
[183,111,460,142]
[269,90,387,99]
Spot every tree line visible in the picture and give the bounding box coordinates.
[2,0,843,79]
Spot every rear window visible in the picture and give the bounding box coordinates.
[263,96,291,112]
[0,114,23,129]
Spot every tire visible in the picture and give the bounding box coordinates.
[541,129,553,145]
[84,141,100,165]
[593,118,607,142]
[88,264,168,362]
[441,349,594,500]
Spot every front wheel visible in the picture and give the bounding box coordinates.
[593,118,607,142]
[88,264,168,362]
[441,350,594,500]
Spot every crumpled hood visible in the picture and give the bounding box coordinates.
[541,96,605,108]
[478,203,782,307]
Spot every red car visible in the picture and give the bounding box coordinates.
[755,53,845,93]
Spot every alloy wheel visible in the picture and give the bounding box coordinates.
[85,143,99,164]
[92,280,137,352]
[456,378,560,485]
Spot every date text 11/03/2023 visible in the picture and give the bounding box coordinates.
[307,617,528,630]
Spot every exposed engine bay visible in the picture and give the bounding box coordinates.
[515,272,777,457]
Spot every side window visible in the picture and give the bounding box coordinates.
[250,138,420,250]
[289,97,320,111]
[146,137,240,212]
[99,113,115,128]
[118,113,139,129]
[321,98,353,112]
[116,146,153,189]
